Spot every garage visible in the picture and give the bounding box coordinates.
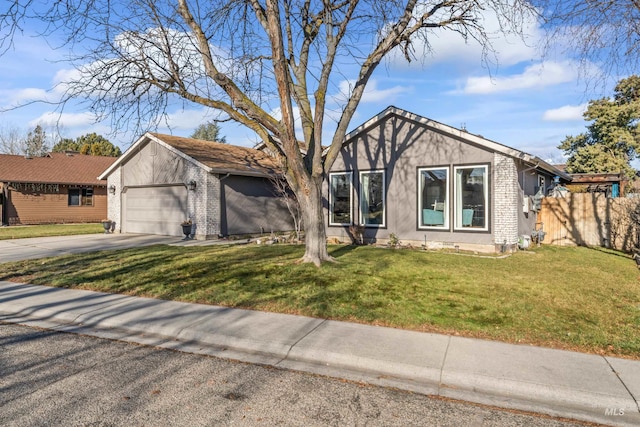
[123,185,187,236]
[100,133,291,240]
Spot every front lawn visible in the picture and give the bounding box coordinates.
[1,244,639,358]
[0,223,104,240]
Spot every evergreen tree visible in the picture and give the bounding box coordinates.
[191,121,226,143]
[52,133,121,156]
[24,125,48,157]
[75,133,121,156]
[51,138,80,153]
[559,76,640,178]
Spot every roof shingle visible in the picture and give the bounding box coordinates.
[150,133,280,176]
[0,152,116,186]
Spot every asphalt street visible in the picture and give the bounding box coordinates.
[0,322,587,427]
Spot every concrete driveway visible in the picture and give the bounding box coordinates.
[0,233,182,263]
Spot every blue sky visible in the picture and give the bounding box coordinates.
[0,9,611,163]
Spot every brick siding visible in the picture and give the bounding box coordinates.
[493,153,519,246]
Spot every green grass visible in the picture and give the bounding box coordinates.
[0,223,104,240]
[1,244,639,358]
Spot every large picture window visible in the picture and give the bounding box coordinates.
[329,172,352,225]
[418,167,449,229]
[360,170,385,227]
[454,165,488,230]
[68,187,93,207]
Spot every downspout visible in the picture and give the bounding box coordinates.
[521,161,540,194]
[521,162,540,185]
[217,173,231,238]
[520,161,541,241]
[1,183,4,226]
[1,182,7,226]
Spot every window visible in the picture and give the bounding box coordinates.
[360,170,385,226]
[454,165,488,230]
[68,187,94,206]
[537,175,546,195]
[418,167,449,229]
[329,172,353,225]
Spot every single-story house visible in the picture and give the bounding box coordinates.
[98,133,293,239]
[0,152,115,225]
[324,106,571,252]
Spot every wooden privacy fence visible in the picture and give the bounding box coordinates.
[539,193,640,251]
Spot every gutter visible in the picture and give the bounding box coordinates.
[210,168,276,178]
[527,156,572,182]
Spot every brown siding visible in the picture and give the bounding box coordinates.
[6,184,107,225]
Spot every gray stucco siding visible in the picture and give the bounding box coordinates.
[221,175,293,236]
[114,139,220,239]
[516,162,557,239]
[121,140,189,187]
[326,114,516,250]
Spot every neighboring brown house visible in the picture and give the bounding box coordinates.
[0,152,116,225]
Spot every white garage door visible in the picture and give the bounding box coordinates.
[123,186,188,236]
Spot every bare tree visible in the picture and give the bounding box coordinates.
[0,124,24,155]
[534,0,640,83]
[1,0,535,265]
[270,169,303,243]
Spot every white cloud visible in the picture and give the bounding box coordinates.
[28,111,96,128]
[335,79,410,104]
[389,4,541,69]
[53,68,82,86]
[1,69,76,108]
[461,61,578,94]
[158,108,212,131]
[542,104,586,121]
[2,87,50,105]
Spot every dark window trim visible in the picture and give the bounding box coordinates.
[68,186,94,207]
[358,168,387,229]
[452,163,491,234]
[416,165,451,231]
[328,171,353,227]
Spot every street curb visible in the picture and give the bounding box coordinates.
[1,282,639,427]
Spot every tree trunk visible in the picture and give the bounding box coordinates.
[297,176,333,266]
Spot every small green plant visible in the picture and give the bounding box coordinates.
[389,233,400,248]
[348,224,365,245]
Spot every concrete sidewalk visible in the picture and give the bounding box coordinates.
[0,281,638,426]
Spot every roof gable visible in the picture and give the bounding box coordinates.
[339,106,571,180]
[0,152,116,185]
[99,133,279,179]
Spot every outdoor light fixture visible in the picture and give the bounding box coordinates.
[188,180,197,191]
[108,185,116,195]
